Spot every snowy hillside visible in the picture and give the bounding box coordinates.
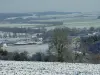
[0,61,100,75]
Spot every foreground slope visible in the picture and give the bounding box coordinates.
[0,61,100,75]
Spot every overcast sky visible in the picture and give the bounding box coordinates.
[0,0,100,13]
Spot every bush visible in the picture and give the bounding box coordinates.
[31,52,52,62]
[2,50,8,56]
[13,51,29,61]
[31,52,43,61]
[13,52,20,61]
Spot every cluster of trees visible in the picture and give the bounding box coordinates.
[0,48,50,61]
[43,28,100,63]
[80,35,100,63]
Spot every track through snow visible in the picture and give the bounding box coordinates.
[0,61,100,75]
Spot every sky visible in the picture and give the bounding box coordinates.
[0,0,100,13]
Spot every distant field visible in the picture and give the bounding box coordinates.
[46,19,100,30]
[0,24,45,28]
[63,19,100,28]
[0,19,100,30]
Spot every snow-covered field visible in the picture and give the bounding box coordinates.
[6,44,48,55]
[0,61,100,75]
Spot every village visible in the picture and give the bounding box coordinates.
[0,27,47,55]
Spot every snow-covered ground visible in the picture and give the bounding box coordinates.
[0,61,100,75]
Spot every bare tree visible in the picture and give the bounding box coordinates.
[49,28,72,62]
